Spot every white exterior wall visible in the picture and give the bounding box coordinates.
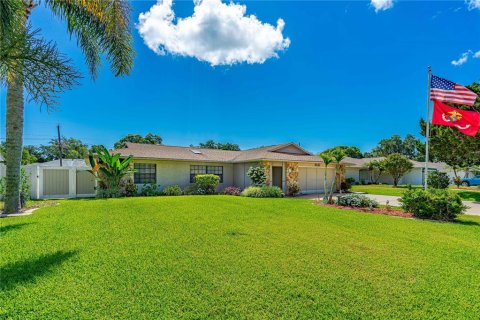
[345,168,360,182]
[132,160,234,192]
[233,162,258,189]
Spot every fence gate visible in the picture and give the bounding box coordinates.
[76,170,95,195]
[43,169,69,196]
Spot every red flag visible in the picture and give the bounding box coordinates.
[432,100,480,137]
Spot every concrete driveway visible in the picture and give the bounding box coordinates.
[299,193,480,216]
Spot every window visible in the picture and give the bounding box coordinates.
[190,165,223,183]
[134,163,156,184]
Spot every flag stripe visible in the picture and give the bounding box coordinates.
[430,75,478,106]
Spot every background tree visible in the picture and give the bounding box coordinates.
[0,143,38,164]
[382,154,413,187]
[114,133,162,149]
[321,146,363,159]
[0,0,134,213]
[39,137,88,161]
[197,140,241,151]
[363,159,385,184]
[419,82,480,179]
[364,134,424,160]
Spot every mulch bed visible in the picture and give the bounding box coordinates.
[316,202,414,218]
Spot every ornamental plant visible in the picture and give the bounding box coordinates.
[427,171,450,189]
[247,166,267,186]
[400,189,466,221]
[194,174,220,195]
[383,154,413,187]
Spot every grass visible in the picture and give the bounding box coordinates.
[0,199,58,212]
[351,184,480,201]
[1,196,480,319]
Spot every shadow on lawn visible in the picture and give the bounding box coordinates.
[0,250,78,292]
[0,222,34,234]
[454,220,480,227]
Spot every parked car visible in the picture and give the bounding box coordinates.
[461,175,480,186]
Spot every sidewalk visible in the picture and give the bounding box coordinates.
[299,193,480,216]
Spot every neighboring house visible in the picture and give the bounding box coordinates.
[343,157,466,185]
[114,142,352,194]
[24,159,96,199]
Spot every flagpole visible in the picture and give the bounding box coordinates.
[424,66,432,190]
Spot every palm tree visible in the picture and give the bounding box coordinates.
[319,153,333,202]
[1,0,134,213]
[327,149,346,204]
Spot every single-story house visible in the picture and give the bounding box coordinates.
[24,159,96,199]
[343,157,466,185]
[114,142,353,194]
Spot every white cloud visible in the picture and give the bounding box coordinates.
[466,0,480,10]
[137,0,290,66]
[474,50,480,58]
[371,0,394,12]
[451,51,472,66]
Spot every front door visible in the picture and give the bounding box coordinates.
[272,166,283,189]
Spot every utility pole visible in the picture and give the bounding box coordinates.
[57,124,63,167]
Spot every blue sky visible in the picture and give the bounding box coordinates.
[0,0,479,153]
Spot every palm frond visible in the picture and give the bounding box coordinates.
[43,0,134,78]
[0,26,81,109]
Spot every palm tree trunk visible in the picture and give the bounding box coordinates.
[3,0,32,214]
[4,74,25,213]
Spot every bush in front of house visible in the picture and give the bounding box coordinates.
[162,185,182,196]
[247,166,267,186]
[224,186,241,196]
[140,183,160,196]
[287,182,300,196]
[194,174,220,195]
[427,171,450,189]
[122,179,138,197]
[400,188,466,221]
[336,194,379,208]
[241,186,284,198]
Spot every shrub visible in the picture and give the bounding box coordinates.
[247,166,267,186]
[162,185,182,196]
[122,179,138,197]
[286,182,300,196]
[194,174,220,195]
[427,171,450,189]
[336,194,379,208]
[224,186,241,196]
[97,187,121,198]
[400,189,466,221]
[241,186,284,198]
[341,178,356,192]
[140,183,160,196]
[1,168,31,203]
[453,176,462,188]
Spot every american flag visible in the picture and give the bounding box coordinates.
[430,75,478,106]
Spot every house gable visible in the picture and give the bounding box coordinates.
[270,143,312,156]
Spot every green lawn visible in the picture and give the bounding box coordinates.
[1,196,480,319]
[351,184,480,201]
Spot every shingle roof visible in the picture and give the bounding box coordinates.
[113,143,332,163]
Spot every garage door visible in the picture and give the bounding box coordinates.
[76,170,95,195]
[43,169,69,196]
[299,167,326,194]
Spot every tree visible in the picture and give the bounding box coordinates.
[321,146,363,159]
[88,145,135,198]
[39,137,88,161]
[363,159,385,184]
[382,154,413,187]
[419,82,480,180]
[327,149,346,203]
[198,140,240,151]
[0,143,38,164]
[114,133,162,149]
[365,134,424,160]
[319,153,334,203]
[1,0,134,213]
